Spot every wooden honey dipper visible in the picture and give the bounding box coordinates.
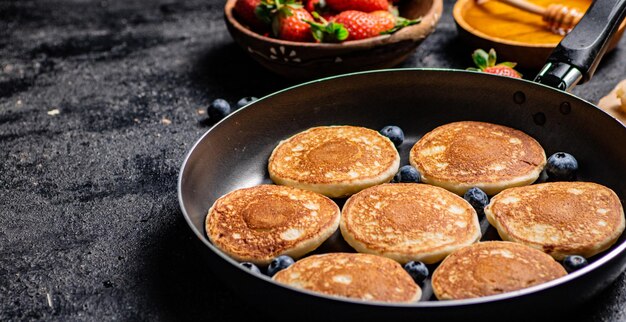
[477,0,584,35]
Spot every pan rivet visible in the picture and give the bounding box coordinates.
[560,102,571,115]
[533,112,546,126]
[513,91,526,104]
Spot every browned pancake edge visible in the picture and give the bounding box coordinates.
[206,185,341,265]
[273,253,421,303]
[432,241,567,300]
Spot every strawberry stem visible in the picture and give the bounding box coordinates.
[305,14,348,43]
[381,17,421,35]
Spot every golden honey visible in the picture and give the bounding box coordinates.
[463,0,590,45]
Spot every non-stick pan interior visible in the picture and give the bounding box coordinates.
[179,69,626,314]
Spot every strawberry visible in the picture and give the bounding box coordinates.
[257,0,315,41]
[372,10,421,34]
[277,8,315,41]
[234,0,267,31]
[332,10,419,40]
[305,0,322,12]
[370,10,395,26]
[332,10,390,40]
[483,66,522,78]
[467,48,522,79]
[325,0,389,13]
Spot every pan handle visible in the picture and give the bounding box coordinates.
[534,0,626,91]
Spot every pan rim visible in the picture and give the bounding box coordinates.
[178,68,626,308]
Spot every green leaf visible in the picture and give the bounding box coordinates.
[311,29,324,42]
[255,3,274,25]
[472,49,489,70]
[488,48,496,67]
[305,19,325,41]
[330,22,349,41]
[306,19,348,43]
[398,17,421,27]
[279,6,294,17]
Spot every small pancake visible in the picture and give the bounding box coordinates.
[269,126,400,198]
[485,182,625,259]
[205,185,341,265]
[432,241,567,300]
[340,183,481,264]
[410,121,546,195]
[273,253,421,303]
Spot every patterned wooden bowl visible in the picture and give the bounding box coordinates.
[224,0,443,79]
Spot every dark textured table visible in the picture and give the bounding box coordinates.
[1,0,625,320]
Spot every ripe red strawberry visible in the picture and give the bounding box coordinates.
[332,10,391,40]
[467,48,522,79]
[234,0,266,31]
[326,0,389,13]
[372,10,421,34]
[370,10,395,27]
[305,0,321,12]
[483,66,522,78]
[257,0,315,42]
[276,8,315,41]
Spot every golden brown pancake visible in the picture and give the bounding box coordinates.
[268,126,400,198]
[485,182,625,259]
[341,183,481,264]
[273,253,421,303]
[205,185,340,265]
[410,121,546,195]
[432,241,567,300]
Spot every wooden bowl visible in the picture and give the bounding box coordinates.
[224,0,443,79]
[453,0,626,69]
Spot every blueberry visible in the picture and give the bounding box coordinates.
[267,255,295,277]
[464,187,489,214]
[208,98,231,121]
[392,165,421,183]
[236,96,258,109]
[545,152,578,181]
[379,125,405,147]
[404,261,429,284]
[240,262,261,274]
[563,255,588,273]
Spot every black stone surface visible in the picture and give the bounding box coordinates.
[1,0,625,320]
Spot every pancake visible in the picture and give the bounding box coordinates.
[273,253,421,303]
[485,182,625,259]
[409,121,546,195]
[432,241,567,300]
[205,185,341,265]
[340,183,481,264]
[268,126,400,198]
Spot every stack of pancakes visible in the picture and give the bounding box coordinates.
[204,122,625,302]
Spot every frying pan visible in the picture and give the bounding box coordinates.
[179,0,626,319]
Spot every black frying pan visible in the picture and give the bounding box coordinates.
[178,0,626,319]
